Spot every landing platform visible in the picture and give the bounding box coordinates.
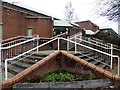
[32,50,76,56]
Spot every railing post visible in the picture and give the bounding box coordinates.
[5,60,8,80]
[118,56,120,76]
[58,38,60,50]
[0,40,2,82]
[111,44,113,69]
[37,35,39,53]
[67,36,69,51]
[75,35,77,53]
[0,40,1,69]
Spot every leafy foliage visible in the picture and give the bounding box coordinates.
[40,69,97,82]
[26,69,102,83]
[41,69,74,82]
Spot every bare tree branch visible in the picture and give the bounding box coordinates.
[64,2,75,22]
[96,0,120,21]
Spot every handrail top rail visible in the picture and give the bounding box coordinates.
[59,37,119,57]
[5,37,58,61]
[1,38,37,50]
[5,37,119,62]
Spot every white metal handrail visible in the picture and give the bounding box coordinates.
[70,34,111,49]
[4,37,58,80]
[69,33,120,57]
[2,38,26,46]
[60,37,120,75]
[61,37,112,56]
[1,38,37,50]
[4,37,120,80]
[76,38,111,50]
[2,35,37,46]
[82,36,120,52]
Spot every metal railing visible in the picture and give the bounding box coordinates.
[1,35,39,60]
[1,34,120,80]
[68,33,120,75]
[4,37,57,80]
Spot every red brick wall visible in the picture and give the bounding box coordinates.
[2,7,53,40]
[79,21,94,31]
[26,17,53,38]
[3,8,26,39]
[0,3,2,23]
[77,21,99,32]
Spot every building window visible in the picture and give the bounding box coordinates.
[27,28,33,36]
[0,24,3,40]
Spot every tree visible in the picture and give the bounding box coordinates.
[64,2,75,22]
[96,0,120,35]
[96,0,120,21]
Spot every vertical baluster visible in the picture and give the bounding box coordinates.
[0,40,1,69]
[37,35,39,53]
[67,36,69,51]
[58,38,60,50]
[111,44,113,69]
[75,35,77,54]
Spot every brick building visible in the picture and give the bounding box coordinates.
[1,1,56,40]
[1,1,84,40]
[75,20,99,32]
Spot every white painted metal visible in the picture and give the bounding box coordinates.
[37,35,39,53]
[111,44,113,69]
[67,36,69,51]
[117,56,120,75]
[76,38,111,50]
[0,40,1,68]
[5,37,58,79]
[75,35,77,54]
[58,38,60,50]
[2,38,37,50]
[3,35,120,79]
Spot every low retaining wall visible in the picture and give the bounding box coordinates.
[13,79,110,89]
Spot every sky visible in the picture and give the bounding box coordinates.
[3,0,118,33]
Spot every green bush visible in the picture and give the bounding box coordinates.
[26,69,101,83]
[41,69,74,82]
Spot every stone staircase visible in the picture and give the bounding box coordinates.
[1,49,112,81]
[73,50,111,70]
[1,53,47,80]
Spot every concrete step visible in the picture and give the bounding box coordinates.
[83,58,92,61]
[27,55,43,60]
[32,53,47,57]
[20,58,37,64]
[89,60,98,65]
[11,61,31,69]
[7,65,23,74]
[2,70,15,79]
[1,52,47,79]
[97,63,106,68]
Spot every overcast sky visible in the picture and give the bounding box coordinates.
[4,0,118,33]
